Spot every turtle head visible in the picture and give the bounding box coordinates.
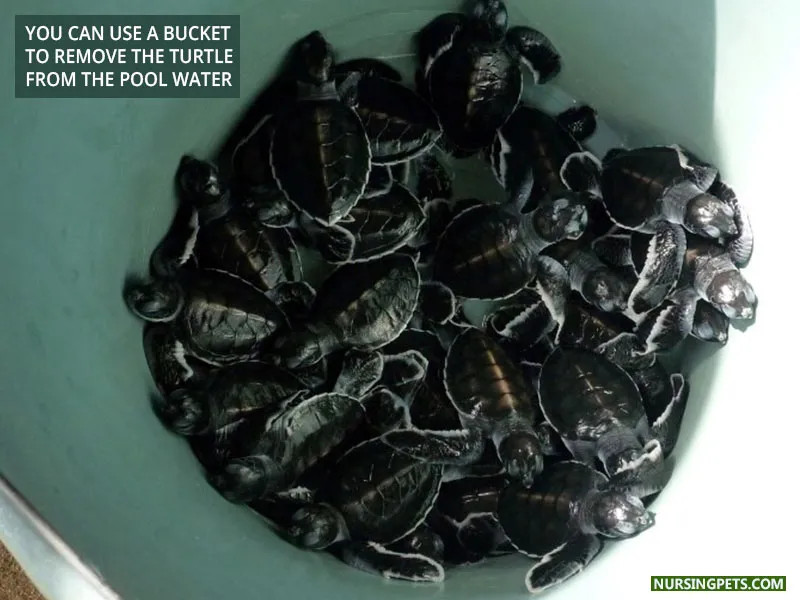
[296,31,334,85]
[287,504,344,550]
[589,489,655,539]
[124,276,184,322]
[707,270,757,320]
[178,156,225,209]
[153,388,209,436]
[272,333,324,370]
[467,0,508,40]
[497,431,544,487]
[685,194,738,240]
[583,268,633,313]
[533,193,589,244]
[207,456,284,503]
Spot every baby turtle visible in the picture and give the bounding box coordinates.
[153,156,302,291]
[142,323,210,399]
[490,104,601,207]
[124,268,288,366]
[270,31,371,225]
[418,0,561,153]
[299,183,425,264]
[498,461,655,594]
[334,60,442,165]
[600,145,738,240]
[208,391,365,502]
[287,437,445,583]
[272,253,421,369]
[433,170,588,300]
[538,347,684,495]
[383,327,545,486]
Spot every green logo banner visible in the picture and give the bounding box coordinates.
[15,15,240,98]
[652,576,787,592]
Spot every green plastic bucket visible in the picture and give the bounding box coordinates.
[1,1,797,598]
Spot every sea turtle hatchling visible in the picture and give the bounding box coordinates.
[124,268,292,366]
[272,253,421,369]
[152,156,303,292]
[382,327,546,486]
[489,104,601,208]
[298,183,426,264]
[538,347,685,495]
[600,145,738,240]
[142,323,210,399]
[432,169,588,300]
[269,31,371,225]
[333,59,442,165]
[287,437,445,583]
[498,461,656,594]
[417,0,562,153]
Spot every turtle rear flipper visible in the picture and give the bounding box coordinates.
[333,350,385,399]
[336,540,445,583]
[525,535,603,595]
[628,223,687,315]
[560,151,602,199]
[505,26,562,84]
[555,105,598,143]
[650,374,690,459]
[381,428,484,465]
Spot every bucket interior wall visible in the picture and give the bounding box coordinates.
[1,0,797,598]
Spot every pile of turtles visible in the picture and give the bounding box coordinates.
[123,0,757,594]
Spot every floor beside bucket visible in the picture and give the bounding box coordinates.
[0,544,45,600]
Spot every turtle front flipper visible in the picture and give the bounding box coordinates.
[524,535,603,595]
[150,203,200,278]
[650,374,690,459]
[505,26,562,84]
[691,300,730,344]
[555,105,598,143]
[635,289,698,355]
[382,350,429,395]
[628,222,687,315]
[336,540,445,583]
[381,428,485,465]
[534,255,571,329]
[560,152,602,199]
[333,349,385,399]
[484,291,555,347]
[389,522,446,564]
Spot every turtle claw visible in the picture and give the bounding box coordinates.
[505,25,562,84]
[555,105,598,143]
[524,535,603,595]
[338,541,445,583]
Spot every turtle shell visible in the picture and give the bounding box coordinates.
[270,99,370,225]
[143,323,209,398]
[433,204,537,299]
[321,438,444,544]
[338,74,442,165]
[445,328,540,431]
[437,475,506,522]
[292,253,421,355]
[601,146,695,230]
[176,269,286,365]
[428,39,522,152]
[194,214,301,292]
[498,461,606,556]
[538,347,646,442]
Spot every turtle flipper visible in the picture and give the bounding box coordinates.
[334,350,384,399]
[691,300,730,344]
[337,541,445,583]
[651,374,689,459]
[381,428,485,465]
[560,151,602,198]
[150,204,200,278]
[555,105,598,143]
[607,443,674,498]
[533,255,571,328]
[595,332,654,371]
[415,12,466,77]
[628,223,686,315]
[505,26,562,84]
[635,290,698,355]
[362,386,412,433]
[591,232,633,268]
[524,535,603,595]
[301,219,356,264]
[490,131,534,207]
[390,522,445,564]
[711,179,753,267]
[485,296,554,347]
[417,282,457,325]
[382,350,429,395]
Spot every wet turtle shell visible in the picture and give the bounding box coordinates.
[316,437,443,544]
[273,253,421,369]
[333,69,442,165]
[269,32,371,225]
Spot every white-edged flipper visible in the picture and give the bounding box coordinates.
[533,256,571,329]
[525,535,603,595]
[505,26,562,84]
[338,541,445,583]
[381,428,484,465]
[560,151,602,198]
[592,232,633,268]
[650,374,689,459]
[628,223,686,315]
[635,290,697,355]
[711,179,753,267]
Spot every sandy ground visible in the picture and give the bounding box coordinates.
[0,544,44,600]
